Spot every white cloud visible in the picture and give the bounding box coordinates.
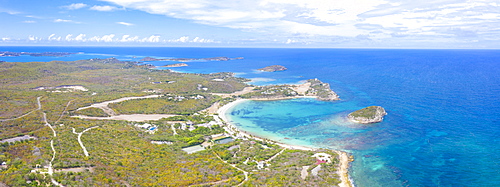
[0,8,21,15]
[178,36,189,42]
[65,34,73,41]
[54,19,80,23]
[166,36,215,43]
[28,35,43,41]
[120,35,139,42]
[117,22,134,26]
[62,3,88,10]
[48,34,56,40]
[100,0,500,47]
[101,0,386,37]
[90,5,119,11]
[101,34,115,42]
[48,34,62,41]
[169,36,190,43]
[285,39,297,44]
[144,35,160,42]
[5,34,224,45]
[23,20,36,23]
[25,15,42,19]
[74,34,86,41]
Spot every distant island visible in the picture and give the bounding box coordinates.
[141,56,244,62]
[348,106,387,123]
[161,63,188,67]
[258,65,287,72]
[0,51,75,57]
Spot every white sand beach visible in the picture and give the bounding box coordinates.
[217,98,353,187]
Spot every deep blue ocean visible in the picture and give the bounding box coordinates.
[1,46,499,186]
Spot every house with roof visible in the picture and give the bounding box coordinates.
[311,153,332,164]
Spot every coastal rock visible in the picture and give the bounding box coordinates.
[162,63,188,67]
[306,79,340,101]
[258,65,287,72]
[348,106,387,124]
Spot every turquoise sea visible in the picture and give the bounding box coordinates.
[1,47,499,186]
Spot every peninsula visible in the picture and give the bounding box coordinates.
[306,78,340,101]
[237,78,340,101]
[348,106,387,123]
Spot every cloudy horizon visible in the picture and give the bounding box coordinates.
[0,0,499,48]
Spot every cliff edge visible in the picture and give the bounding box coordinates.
[306,79,340,101]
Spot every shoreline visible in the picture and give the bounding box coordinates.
[217,98,353,187]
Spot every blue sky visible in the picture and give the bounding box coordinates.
[0,0,499,48]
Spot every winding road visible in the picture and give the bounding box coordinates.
[0,96,42,122]
[212,151,249,186]
[72,126,99,157]
[36,98,64,187]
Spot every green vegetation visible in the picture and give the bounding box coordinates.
[350,106,379,118]
[0,58,342,186]
[72,107,110,117]
[109,94,216,115]
[240,85,298,99]
[212,139,341,186]
[162,114,215,124]
[257,65,287,72]
[0,58,248,186]
[306,79,339,100]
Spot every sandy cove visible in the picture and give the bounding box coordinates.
[217,98,354,187]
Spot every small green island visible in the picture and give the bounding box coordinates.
[0,57,352,187]
[257,65,287,72]
[348,106,387,124]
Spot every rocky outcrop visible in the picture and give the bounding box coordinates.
[258,65,287,72]
[306,79,340,101]
[348,106,387,124]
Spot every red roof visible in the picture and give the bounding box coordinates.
[315,159,327,165]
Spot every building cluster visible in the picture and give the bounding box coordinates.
[134,123,158,134]
[166,94,205,102]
